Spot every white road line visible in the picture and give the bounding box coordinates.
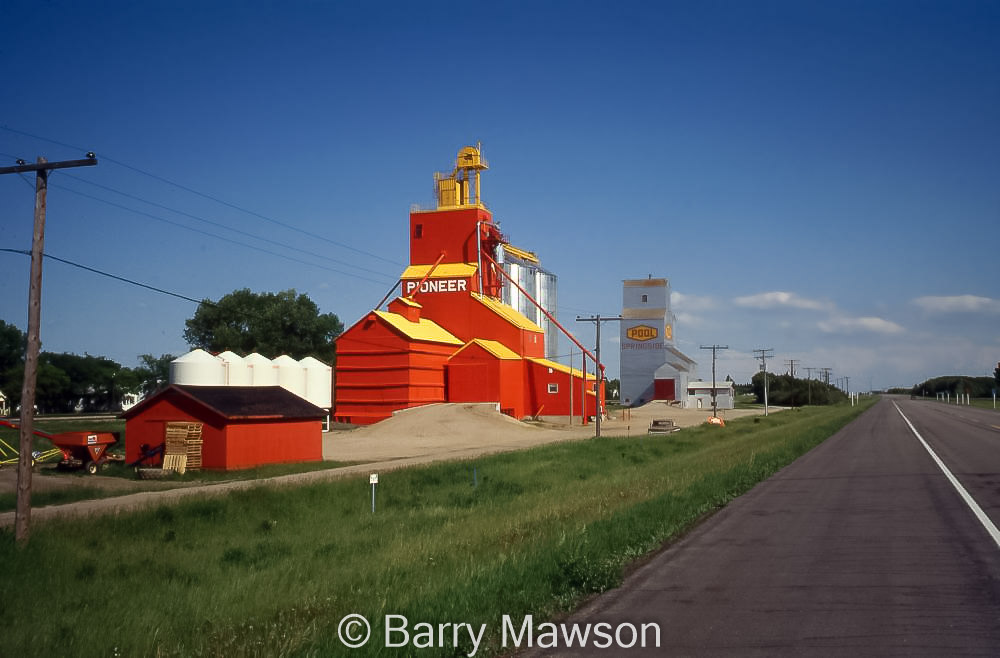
[894,402,1000,550]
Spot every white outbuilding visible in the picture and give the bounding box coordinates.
[686,381,735,411]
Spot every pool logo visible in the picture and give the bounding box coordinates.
[626,325,658,341]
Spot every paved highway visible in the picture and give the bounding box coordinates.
[527,396,1000,656]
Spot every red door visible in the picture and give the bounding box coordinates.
[654,378,676,400]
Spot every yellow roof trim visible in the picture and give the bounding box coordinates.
[451,339,522,361]
[471,293,544,333]
[393,296,422,308]
[503,244,539,264]
[400,263,477,279]
[374,311,463,345]
[529,358,596,380]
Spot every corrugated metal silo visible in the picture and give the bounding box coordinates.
[299,356,332,409]
[170,349,225,386]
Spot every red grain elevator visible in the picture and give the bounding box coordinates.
[334,146,604,424]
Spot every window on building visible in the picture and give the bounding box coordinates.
[641,294,648,303]
[547,383,558,394]
[414,224,423,238]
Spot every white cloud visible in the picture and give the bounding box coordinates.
[733,291,832,311]
[671,291,716,312]
[912,295,1000,314]
[817,316,905,335]
[674,311,705,327]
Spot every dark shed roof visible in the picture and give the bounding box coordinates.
[122,385,327,421]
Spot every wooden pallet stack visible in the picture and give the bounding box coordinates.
[162,422,204,473]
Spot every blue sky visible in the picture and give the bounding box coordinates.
[1,0,997,391]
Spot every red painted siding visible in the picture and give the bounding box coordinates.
[334,314,455,424]
[124,391,321,470]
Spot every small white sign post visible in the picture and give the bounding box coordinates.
[370,473,378,513]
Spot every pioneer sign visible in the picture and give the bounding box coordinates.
[403,278,469,295]
[626,325,658,341]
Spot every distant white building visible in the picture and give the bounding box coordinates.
[620,277,696,406]
[686,380,735,411]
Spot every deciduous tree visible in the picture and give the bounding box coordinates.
[183,289,342,363]
[0,320,26,407]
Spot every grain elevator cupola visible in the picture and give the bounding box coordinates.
[435,145,489,208]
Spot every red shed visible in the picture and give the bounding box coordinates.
[123,385,325,470]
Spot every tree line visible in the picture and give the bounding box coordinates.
[1,288,344,415]
[749,371,847,406]
[1,320,173,414]
[909,375,997,398]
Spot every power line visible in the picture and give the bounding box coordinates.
[1,124,404,266]
[1,248,207,305]
[46,186,396,287]
[56,173,396,281]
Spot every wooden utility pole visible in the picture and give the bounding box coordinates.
[700,344,729,418]
[753,348,775,416]
[576,314,622,437]
[0,154,98,545]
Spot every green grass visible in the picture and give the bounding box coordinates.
[94,458,361,483]
[0,400,874,657]
[969,397,998,411]
[924,397,999,412]
[0,460,361,513]
[0,485,115,512]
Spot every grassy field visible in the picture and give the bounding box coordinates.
[922,397,998,412]
[0,400,874,657]
[0,460,360,513]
